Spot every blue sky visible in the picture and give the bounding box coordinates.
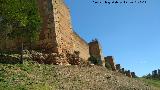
[65,0,160,77]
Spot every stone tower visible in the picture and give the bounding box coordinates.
[104,56,116,71]
[88,39,103,64]
[37,0,74,53]
[37,0,90,60]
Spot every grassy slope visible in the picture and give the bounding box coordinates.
[0,61,58,90]
[0,60,158,90]
[140,78,160,89]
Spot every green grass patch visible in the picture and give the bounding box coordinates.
[0,60,58,90]
[140,78,160,89]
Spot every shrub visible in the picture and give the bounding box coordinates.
[105,61,112,70]
[88,55,99,65]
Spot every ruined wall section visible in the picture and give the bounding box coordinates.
[52,0,74,54]
[52,0,90,60]
[89,40,104,64]
[0,0,90,62]
[73,32,90,60]
[89,40,103,60]
[104,56,116,71]
[37,0,58,53]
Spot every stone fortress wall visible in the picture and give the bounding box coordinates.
[37,0,90,60]
[73,31,90,61]
[0,0,93,61]
[0,0,136,77]
[36,0,58,53]
[89,40,103,60]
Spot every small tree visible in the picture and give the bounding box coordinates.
[105,61,112,70]
[88,55,99,65]
[0,0,42,63]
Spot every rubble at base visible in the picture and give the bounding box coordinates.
[23,50,85,66]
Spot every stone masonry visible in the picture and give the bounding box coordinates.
[116,64,121,72]
[104,56,116,71]
[89,39,103,65]
[36,0,90,61]
[158,69,160,75]
[131,72,136,78]
[121,68,125,74]
[0,0,137,77]
[0,0,102,64]
[125,70,132,78]
[152,70,158,76]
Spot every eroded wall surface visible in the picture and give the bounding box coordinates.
[52,0,74,54]
[37,0,58,53]
[73,32,90,60]
[89,40,103,60]
[0,0,92,61]
[38,0,90,60]
[0,0,91,61]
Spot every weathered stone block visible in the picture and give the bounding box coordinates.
[125,70,132,78]
[116,64,121,71]
[152,70,158,76]
[104,56,116,71]
[131,72,136,78]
